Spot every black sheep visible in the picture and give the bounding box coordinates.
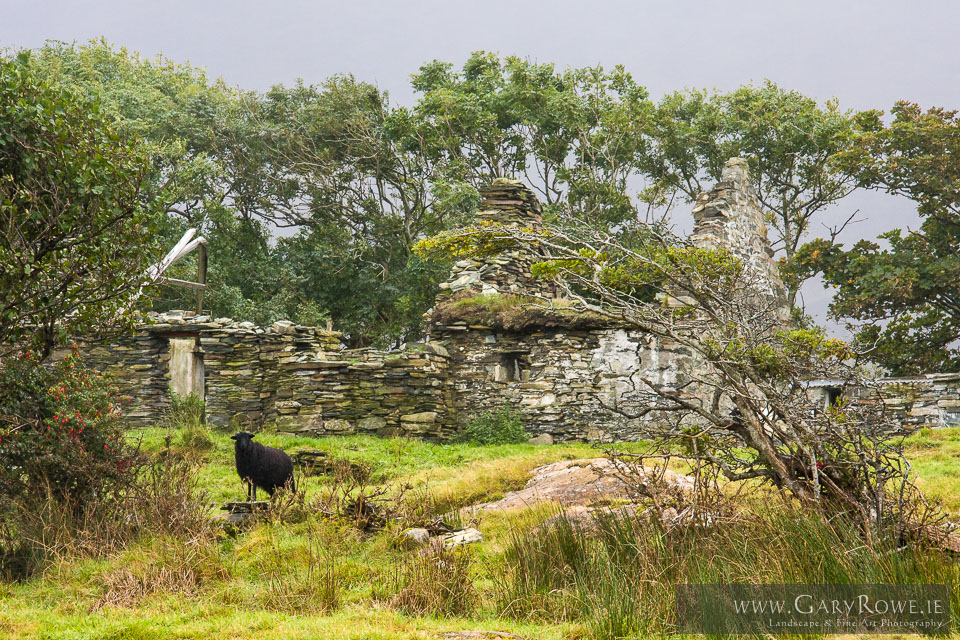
[231,431,294,500]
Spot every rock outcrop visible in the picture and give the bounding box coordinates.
[477,458,694,512]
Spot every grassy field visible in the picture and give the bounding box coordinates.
[902,427,960,515]
[0,426,958,639]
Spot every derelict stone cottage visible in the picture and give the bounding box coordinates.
[72,160,960,440]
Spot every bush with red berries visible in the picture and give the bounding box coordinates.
[0,347,140,509]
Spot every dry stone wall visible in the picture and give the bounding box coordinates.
[75,163,960,440]
[813,374,960,430]
[436,325,688,441]
[77,312,453,439]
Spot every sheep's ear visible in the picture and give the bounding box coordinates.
[249,433,256,439]
[230,434,238,440]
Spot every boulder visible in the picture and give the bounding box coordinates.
[401,527,430,545]
[477,458,694,512]
[441,527,483,547]
[528,433,554,446]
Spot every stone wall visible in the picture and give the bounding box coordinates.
[437,178,557,299]
[436,324,687,441]
[690,158,790,318]
[77,313,454,439]
[811,374,960,430]
[266,342,453,439]
[74,163,960,441]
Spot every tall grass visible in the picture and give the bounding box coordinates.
[164,392,212,453]
[0,445,212,581]
[253,518,342,613]
[494,507,960,639]
[92,535,228,610]
[379,544,478,617]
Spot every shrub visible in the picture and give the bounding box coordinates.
[0,348,148,576]
[0,423,214,580]
[0,348,138,508]
[455,404,527,445]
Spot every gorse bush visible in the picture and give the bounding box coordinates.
[0,347,136,507]
[455,404,527,445]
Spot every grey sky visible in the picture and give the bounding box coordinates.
[3,0,954,328]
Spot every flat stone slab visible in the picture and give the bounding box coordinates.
[221,501,270,514]
[441,527,483,548]
[476,458,694,512]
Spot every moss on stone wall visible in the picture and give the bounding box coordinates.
[430,292,611,332]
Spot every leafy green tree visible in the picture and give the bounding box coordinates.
[0,52,162,358]
[639,82,863,308]
[30,41,297,320]
[801,103,960,374]
[254,78,456,344]
[35,43,462,345]
[24,43,878,347]
[412,52,653,228]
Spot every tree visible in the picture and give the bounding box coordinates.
[24,43,876,346]
[804,103,960,375]
[0,52,162,357]
[29,41,306,326]
[35,43,465,345]
[259,77,467,345]
[412,52,654,228]
[639,82,864,309]
[417,213,937,538]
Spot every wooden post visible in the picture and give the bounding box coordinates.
[196,241,208,314]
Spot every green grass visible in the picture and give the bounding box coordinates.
[132,427,606,506]
[2,426,959,639]
[903,426,960,515]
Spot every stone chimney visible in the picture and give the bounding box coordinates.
[436,179,554,297]
[690,158,789,316]
[475,178,544,227]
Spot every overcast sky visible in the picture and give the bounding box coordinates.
[3,0,955,328]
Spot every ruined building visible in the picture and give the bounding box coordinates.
[74,160,960,440]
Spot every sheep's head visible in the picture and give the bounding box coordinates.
[231,431,256,452]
